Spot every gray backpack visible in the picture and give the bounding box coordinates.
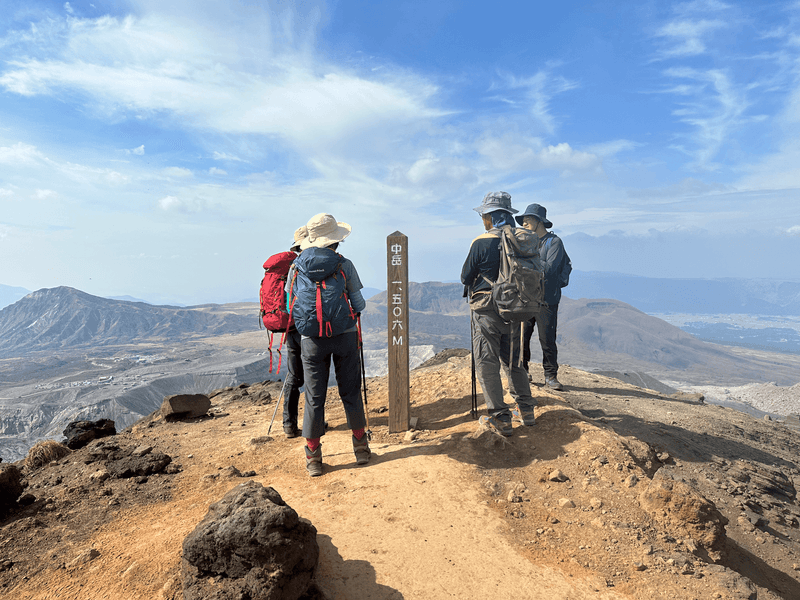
[490,225,545,322]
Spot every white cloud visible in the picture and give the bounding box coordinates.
[157,194,208,213]
[586,140,641,158]
[655,19,726,57]
[493,69,578,134]
[33,189,57,199]
[209,167,227,176]
[662,67,754,168]
[0,143,47,165]
[213,151,245,162]
[627,177,733,199]
[129,145,145,155]
[787,225,800,236]
[158,195,180,210]
[478,136,601,174]
[0,188,14,197]
[0,10,444,153]
[161,166,193,178]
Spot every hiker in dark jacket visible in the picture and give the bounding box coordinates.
[461,192,536,436]
[517,203,568,390]
[287,213,369,477]
[280,226,308,438]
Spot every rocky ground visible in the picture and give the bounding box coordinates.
[1,351,800,599]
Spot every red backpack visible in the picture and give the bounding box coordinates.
[258,251,296,372]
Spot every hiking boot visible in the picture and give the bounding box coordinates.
[546,376,564,391]
[304,445,322,477]
[511,405,536,426]
[284,424,300,438]
[478,414,513,437]
[352,434,371,465]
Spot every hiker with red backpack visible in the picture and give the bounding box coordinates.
[461,192,538,436]
[286,213,370,477]
[259,226,308,438]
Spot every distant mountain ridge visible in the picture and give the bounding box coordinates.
[0,284,29,310]
[364,282,800,386]
[567,271,800,315]
[0,287,254,357]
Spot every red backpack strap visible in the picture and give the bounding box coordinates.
[267,331,274,373]
[316,282,324,336]
[276,330,286,373]
[340,268,357,320]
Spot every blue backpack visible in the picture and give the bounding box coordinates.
[289,247,357,337]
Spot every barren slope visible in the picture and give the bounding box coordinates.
[2,354,800,599]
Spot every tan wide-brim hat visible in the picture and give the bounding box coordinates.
[290,226,308,250]
[299,213,352,250]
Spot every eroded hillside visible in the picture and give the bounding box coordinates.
[1,353,800,599]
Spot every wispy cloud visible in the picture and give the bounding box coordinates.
[655,18,726,58]
[492,69,579,134]
[0,9,445,155]
[664,67,756,168]
[478,135,600,174]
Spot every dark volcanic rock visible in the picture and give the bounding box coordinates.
[63,419,116,450]
[107,451,172,478]
[0,464,23,513]
[182,481,319,600]
[161,394,211,421]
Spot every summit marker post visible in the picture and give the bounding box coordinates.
[387,231,410,432]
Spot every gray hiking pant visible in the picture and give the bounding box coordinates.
[471,309,535,418]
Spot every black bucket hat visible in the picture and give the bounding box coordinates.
[515,203,552,228]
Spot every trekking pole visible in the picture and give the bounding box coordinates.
[470,310,478,419]
[357,315,373,440]
[266,375,290,436]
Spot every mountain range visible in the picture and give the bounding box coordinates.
[2,284,799,462]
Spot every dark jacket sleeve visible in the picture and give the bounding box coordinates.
[540,233,566,305]
[461,232,501,298]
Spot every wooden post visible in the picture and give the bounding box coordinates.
[387,231,409,433]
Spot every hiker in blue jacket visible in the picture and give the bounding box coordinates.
[461,192,536,436]
[516,203,569,391]
[287,213,370,477]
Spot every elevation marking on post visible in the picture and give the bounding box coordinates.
[387,231,409,433]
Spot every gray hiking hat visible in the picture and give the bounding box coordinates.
[473,191,518,215]
[290,226,308,251]
[300,213,352,250]
[515,203,552,228]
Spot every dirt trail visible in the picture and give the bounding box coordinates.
[2,354,800,599]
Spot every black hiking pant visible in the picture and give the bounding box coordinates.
[300,330,366,440]
[282,328,303,430]
[522,303,559,379]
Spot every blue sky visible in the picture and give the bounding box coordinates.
[1,0,800,305]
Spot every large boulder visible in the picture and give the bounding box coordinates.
[182,481,319,600]
[0,464,23,514]
[639,467,728,560]
[63,418,116,450]
[161,394,211,421]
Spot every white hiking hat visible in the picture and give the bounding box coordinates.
[290,226,308,251]
[300,213,352,250]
